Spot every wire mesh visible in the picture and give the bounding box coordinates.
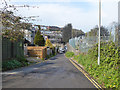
[69,34,115,53]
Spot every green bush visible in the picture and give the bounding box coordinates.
[65,52,74,58]
[34,30,45,46]
[45,38,53,48]
[46,51,57,60]
[46,55,50,59]
[2,59,23,71]
[74,42,120,89]
[2,56,30,71]
[16,55,29,66]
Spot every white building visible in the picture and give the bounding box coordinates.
[22,27,35,45]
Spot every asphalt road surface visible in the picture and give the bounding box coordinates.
[2,54,96,88]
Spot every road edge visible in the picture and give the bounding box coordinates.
[64,54,103,90]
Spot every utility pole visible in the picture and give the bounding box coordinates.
[118,1,120,46]
[98,0,101,65]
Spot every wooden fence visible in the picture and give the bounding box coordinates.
[27,46,47,59]
[2,37,24,61]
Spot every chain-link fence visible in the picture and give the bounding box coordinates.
[69,35,115,53]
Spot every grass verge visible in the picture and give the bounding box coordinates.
[65,52,74,58]
[66,42,120,89]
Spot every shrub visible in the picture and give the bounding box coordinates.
[45,38,53,48]
[34,30,45,46]
[16,55,29,66]
[2,56,30,71]
[46,55,50,59]
[2,59,23,71]
[65,52,74,58]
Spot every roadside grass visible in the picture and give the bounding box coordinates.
[66,42,120,89]
[65,52,74,58]
[74,54,120,89]
[2,56,33,71]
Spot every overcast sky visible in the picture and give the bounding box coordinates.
[2,0,119,32]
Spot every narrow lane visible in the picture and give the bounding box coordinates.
[2,54,96,88]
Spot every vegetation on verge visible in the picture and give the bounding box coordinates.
[65,52,74,58]
[2,56,32,71]
[46,52,57,60]
[73,42,120,89]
